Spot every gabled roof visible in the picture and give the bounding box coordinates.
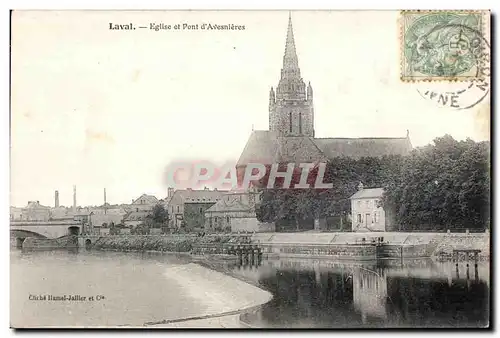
[132,194,159,205]
[350,188,384,200]
[168,189,226,205]
[25,201,50,209]
[314,137,412,159]
[237,131,412,166]
[205,193,253,213]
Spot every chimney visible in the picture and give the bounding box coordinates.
[55,190,59,208]
[168,187,174,198]
[73,185,77,212]
[358,182,364,191]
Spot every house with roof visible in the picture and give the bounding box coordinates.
[349,183,386,232]
[123,210,150,228]
[10,207,23,221]
[204,189,275,233]
[90,207,128,227]
[128,194,159,212]
[20,201,51,221]
[166,188,225,229]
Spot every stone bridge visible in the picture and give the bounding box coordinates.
[10,221,83,242]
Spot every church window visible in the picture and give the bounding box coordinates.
[357,214,362,223]
[289,112,293,132]
[199,207,203,214]
[299,112,302,134]
[177,206,180,213]
[226,216,230,224]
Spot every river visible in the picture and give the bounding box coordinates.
[10,249,490,328]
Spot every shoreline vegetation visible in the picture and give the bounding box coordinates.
[92,233,252,254]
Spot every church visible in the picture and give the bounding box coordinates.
[237,14,412,169]
[204,14,412,233]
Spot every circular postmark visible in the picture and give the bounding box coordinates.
[413,23,490,109]
[404,13,486,78]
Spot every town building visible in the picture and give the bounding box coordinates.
[349,183,386,232]
[123,210,150,228]
[166,188,225,229]
[90,207,128,227]
[128,194,159,212]
[10,207,23,221]
[49,206,71,220]
[204,189,275,233]
[17,201,51,221]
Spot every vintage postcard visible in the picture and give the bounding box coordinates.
[10,10,490,329]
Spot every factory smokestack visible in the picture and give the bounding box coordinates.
[55,190,59,208]
[73,185,77,212]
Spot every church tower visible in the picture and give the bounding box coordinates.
[269,13,314,137]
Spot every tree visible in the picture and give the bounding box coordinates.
[151,204,169,227]
[256,155,403,230]
[257,136,490,232]
[382,135,490,230]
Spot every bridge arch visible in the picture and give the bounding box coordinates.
[68,226,80,236]
[10,230,47,249]
[10,222,82,239]
[85,238,92,250]
[10,229,47,239]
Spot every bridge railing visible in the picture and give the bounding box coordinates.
[10,221,83,226]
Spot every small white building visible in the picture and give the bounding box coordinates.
[349,183,386,232]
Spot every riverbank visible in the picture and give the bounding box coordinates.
[90,231,490,262]
[252,231,490,260]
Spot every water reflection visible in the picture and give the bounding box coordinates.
[233,259,489,328]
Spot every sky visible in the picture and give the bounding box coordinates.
[10,10,490,207]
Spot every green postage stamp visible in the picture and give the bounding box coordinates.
[400,10,490,81]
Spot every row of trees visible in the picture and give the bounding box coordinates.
[256,135,490,231]
[382,135,490,230]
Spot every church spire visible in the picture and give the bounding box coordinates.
[269,13,314,138]
[281,12,300,79]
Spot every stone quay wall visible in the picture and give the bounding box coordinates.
[260,243,378,260]
[433,232,490,260]
[22,236,78,250]
[79,231,490,261]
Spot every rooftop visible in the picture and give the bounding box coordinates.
[350,188,384,199]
